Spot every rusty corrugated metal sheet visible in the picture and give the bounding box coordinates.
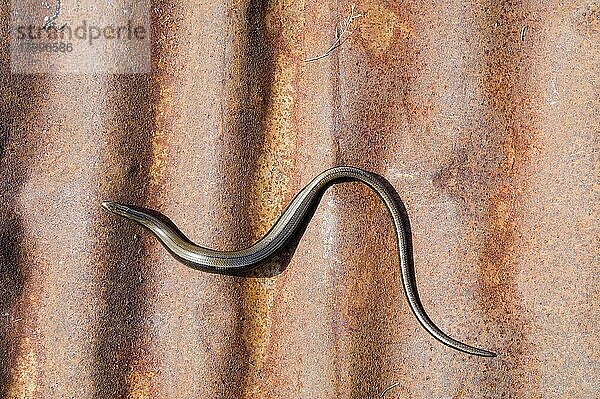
[1,0,599,398]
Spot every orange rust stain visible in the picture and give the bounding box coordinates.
[149,85,173,187]
[242,52,298,398]
[480,189,518,313]
[265,0,306,58]
[358,4,404,57]
[250,57,298,226]
[6,337,37,399]
[149,5,183,188]
[240,1,306,394]
[431,8,540,388]
[126,359,156,399]
[572,2,600,38]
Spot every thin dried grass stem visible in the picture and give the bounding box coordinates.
[304,4,362,62]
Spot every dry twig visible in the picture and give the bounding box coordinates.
[304,4,362,62]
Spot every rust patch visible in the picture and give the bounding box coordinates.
[6,338,37,399]
[0,3,47,390]
[330,184,401,398]
[324,2,418,396]
[149,84,174,187]
[93,75,157,398]
[358,3,404,58]
[433,1,542,396]
[125,357,156,399]
[572,2,600,38]
[265,0,306,58]
[242,3,302,396]
[148,3,183,188]
[249,56,298,231]
[91,2,180,393]
[242,60,297,396]
[0,158,40,399]
[332,0,415,167]
[211,1,281,397]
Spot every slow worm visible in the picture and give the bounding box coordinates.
[102,166,496,357]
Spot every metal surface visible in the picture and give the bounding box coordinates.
[1,1,598,398]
